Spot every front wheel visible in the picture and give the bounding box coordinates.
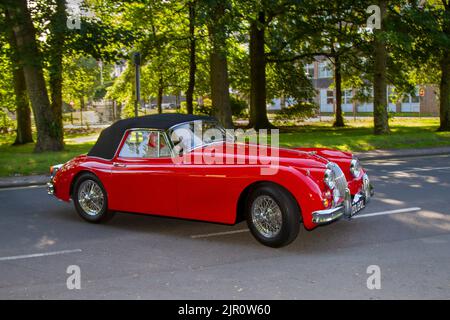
[73,173,114,223]
[246,183,301,248]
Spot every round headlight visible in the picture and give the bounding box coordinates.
[350,158,362,178]
[324,168,336,189]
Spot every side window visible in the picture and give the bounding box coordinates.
[158,134,171,157]
[119,130,171,158]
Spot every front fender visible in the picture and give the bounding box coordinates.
[247,166,325,230]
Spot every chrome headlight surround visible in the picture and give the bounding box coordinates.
[50,163,63,179]
[350,157,362,178]
[324,168,336,190]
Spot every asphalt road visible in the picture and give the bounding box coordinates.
[1,154,450,299]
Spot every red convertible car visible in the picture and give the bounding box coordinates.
[48,114,373,247]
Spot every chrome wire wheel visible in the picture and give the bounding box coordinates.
[77,179,104,216]
[251,195,283,238]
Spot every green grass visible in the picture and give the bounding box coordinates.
[313,112,436,118]
[0,134,94,177]
[0,118,449,177]
[278,118,450,151]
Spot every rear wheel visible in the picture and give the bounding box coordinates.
[246,183,300,248]
[73,173,114,223]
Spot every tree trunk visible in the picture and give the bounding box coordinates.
[333,55,345,127]
[373,0,390,135]
[7,0,64,151]
[80,97,84,126]
[248,12,273,130]
[186,1,196,115]
[280,95,286,109]
[438,6,450,131]
[157,77,163,114]
[12,66,33,145]
[439,52,450,131]
[47,0,66,145]
[207,2,233,128]
[5,9,33,145]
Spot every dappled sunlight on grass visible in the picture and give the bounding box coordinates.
[0,133,94,176]
[279,118,450,152]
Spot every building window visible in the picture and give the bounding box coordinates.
[342,90,353,105]
[403,87,420,104]
[318,61,332,78]
[358,87,373,103]
[327,90,334,105]
[304,63,314,78]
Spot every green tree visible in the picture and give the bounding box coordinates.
[4,0,64,151]
[63,56,98,124]
[0,9,33,144]
[186,0,197,114]
[395,1,450,131]
[373,0,390,134]
[201,0,233,128]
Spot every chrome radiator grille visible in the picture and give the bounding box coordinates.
[327,162,348,202]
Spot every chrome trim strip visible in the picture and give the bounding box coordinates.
[312,206,345,224]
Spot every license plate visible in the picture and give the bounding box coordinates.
[351,195,366,216]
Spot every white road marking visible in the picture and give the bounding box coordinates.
[0,249,82,262]
[191,229,249,239]
[354,207,421,219]
[0,185,46,192]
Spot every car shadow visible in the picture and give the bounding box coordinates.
[49,203,448,256]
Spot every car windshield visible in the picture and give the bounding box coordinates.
[168,120,233,153]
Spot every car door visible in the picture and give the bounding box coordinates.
[173,159,249,224]
[108,129,177,217]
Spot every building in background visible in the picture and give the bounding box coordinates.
[268,58,439,116]
[307,58,439,116]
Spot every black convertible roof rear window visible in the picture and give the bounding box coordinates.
[87,113,216,160]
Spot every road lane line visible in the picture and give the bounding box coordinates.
[191,229,249,239]
[354,207,421,219]
[0,249,82,262]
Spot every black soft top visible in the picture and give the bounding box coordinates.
[87,113,216,159]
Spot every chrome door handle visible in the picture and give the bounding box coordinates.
[113,163,127,168]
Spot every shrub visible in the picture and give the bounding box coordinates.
[274,102,317,122]
[195,98,214,116]
[0,109,15,134]
[230,95,248,117]
[182,96,248,118]
[180,100,198,114]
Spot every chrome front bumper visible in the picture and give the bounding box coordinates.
[312,174,374,225]
[47,181,55,195]
[312,205,347,224]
